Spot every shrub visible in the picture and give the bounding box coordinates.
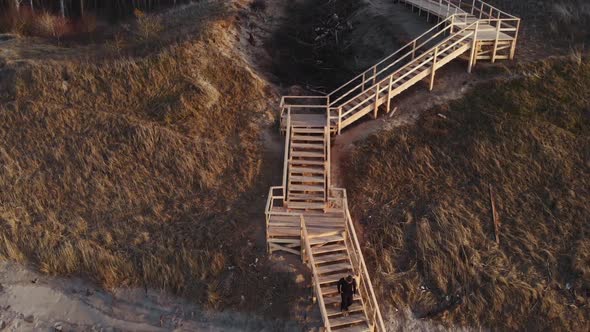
[133,8,162,42]
[34,12,69,40]
[250,0,267,12]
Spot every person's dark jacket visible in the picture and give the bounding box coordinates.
[337,277,357,295]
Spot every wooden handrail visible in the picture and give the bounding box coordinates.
[300,215,332,332]
[328,14,459,106]
[335,18,479,121]
[340,191,386,331]
[281,113,291,201]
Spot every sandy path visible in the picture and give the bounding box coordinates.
[0,262,297,331]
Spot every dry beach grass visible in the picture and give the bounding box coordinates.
[344,58,590,330]
[0,2,293,314]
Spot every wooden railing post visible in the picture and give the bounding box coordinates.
[372,66,377,85]
[492,18,501,63]
[386,74,393,113]
[300,215,305,263]
[373,83,379,118]
[468,21,479,73]
[430,47,439,91]
[412,40,417,60]
[338,107,342,135]
[510,19,520,60]
[362,72,366,91]
[479,1,484,18]
[281,111,291,203]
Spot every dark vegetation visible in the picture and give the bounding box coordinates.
[0,0,195,43]
[344,58,590,330]
[0,0,193,20]
[269,0,364,90]
[488,0,589,49]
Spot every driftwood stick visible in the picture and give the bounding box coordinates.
[489,184,500,244]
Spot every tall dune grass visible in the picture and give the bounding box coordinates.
[0,10,281,311]
[345,58,590,330]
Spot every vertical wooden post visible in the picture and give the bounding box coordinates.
[479,2,484,18]
[492,19,501,63]
[412,40,417,60]
[361,72,366,92]
[510,19,520,60]
[430,47,439,91]
[338,107,342,135]
[468,21,479,73]
[372,66,377,85]
[386,75,393,113]
[373,83,379,118]
[300,216,305,263]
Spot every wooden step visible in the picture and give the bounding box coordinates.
[287,193,325,201]
[321,283,342,297]
[331,323,370,332]
[289,184,324,192]
[289,166,325,174]
[289,175,325,183]
[291,151,325,158]
[316,262,352,275]
[309,235,346,246]
[329,313,367,329]
[290,159,326,166]
[287,201,326,210]
[292,135,325,142]
[314,253,349,265]
[291,143,324,149]
[291,127,325,134]
[324,294,361,306]
[311,244,346,255]
[318,272,348,285]
[326,303,364,317]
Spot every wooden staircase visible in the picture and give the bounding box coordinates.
[286,118,330,211]
[267,1,520,331]
[279,0,520,134]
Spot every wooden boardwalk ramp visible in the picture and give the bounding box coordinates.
[267,1,519,331]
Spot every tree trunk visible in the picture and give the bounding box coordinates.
[80,0,84,17]
[29,0,33,13]
[60,0,66,18]
[14,0,20,11]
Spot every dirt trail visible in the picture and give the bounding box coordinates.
[0,262,299,332]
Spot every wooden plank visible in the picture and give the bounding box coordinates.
[332,324,370,332]
[315,253,350,265]
[312,243,347,255]
[289,184,325,192]
[289,175,325,183]
[292,135,325,142]
[269,243,300,256]
[316,262,352,275]
[329,313,367,328]
[291,128,325,134]
[291,151,325,158]
[327,303,364,317]
[289,165,324,173]
[324,294,361,306]
[291,143,324,149]
[310,235,344,246]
